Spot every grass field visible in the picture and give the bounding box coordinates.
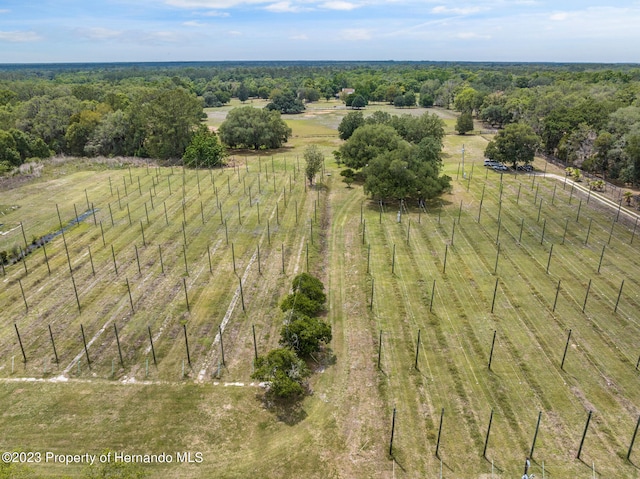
[0,105,639,478]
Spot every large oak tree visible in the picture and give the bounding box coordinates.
[218,106,291,150]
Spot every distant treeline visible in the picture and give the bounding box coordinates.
[1,61,640,184]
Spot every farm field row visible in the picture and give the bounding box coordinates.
[0,157,327,384]
[0,123,639,478]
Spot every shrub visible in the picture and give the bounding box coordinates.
[280,310,332,357]
[292,273,326,305]
[280,292,323,317]
[252,348,310,399]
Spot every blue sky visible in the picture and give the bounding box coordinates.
[1,0,639,63]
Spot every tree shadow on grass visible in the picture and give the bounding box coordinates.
[308,347,336,372]
[273,400,308,426]
[255,392,308,426]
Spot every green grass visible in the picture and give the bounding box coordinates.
[1,106,639,478]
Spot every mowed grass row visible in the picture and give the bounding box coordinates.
[0,157,327,383]
[0,116,356,479]
[351,143,640,477]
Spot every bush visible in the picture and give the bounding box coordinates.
[182,125,226,168]
[340,168,355,188]
[0,160,13,174]
[292,273,326,303]
[252,348,310,399]
[280,292,324,317]
[280,310,332,357]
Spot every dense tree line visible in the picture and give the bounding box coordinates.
[0,81,205,168]
[2,61,640,182]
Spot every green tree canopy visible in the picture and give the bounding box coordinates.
[280,272,327,316]
[266,89,305,114]
[393,92,416,108]
[350,94,367,109]
[85,110,129,157]
[363,138,449,202]
[480,104,512,128]
[624,132,640,185]
[455,112,474,135]
[182,125,226,168]
[454,86,482,114]
[65,109,102,156]
[419,80,440,107]
[419,93,434,108]
[252,348,310,399]
[303,144,324,186]
[591,131,615,176]
[339,123,404,170]
[237,83,249,102]
[139,88,203,159]
[389,112,445,145]
[484,122,541,167]
[218,106,291,150]
[280,291,324,317]
[291,272,326,305]
[9,128,51,160]
[280,310,332,358]
[0,130,20,166]
[337,110,364,140]
[365,111,392,126]
[340,167,355,188]
[363,145,416,200]
[17,94,83,152]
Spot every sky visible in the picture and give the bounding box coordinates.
[1,0,640,63]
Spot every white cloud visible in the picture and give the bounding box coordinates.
[431,5,483,15]
[265,1,301,12]
[166,0,269,8]
[183,20,206,26]
[550,12,568,21]
[202,10,230,16]
[0,9,11,14]
[320,1,359,10]
[290,33,308,40]
[0,30,41,42]
[340,28,371,40]
[228,30,242,35]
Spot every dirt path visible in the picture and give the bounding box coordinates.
[542,173,640,223]
[324,179,389,478]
